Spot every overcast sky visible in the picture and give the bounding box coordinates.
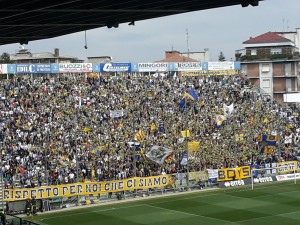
[0,0,299,62]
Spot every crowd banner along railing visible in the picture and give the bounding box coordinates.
[0,61,241,74]
[3,175,171,202]
[217,166,251,182]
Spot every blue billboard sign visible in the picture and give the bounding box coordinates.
[131,63,138,72]
[234,61,241,70]
[51,64,59,73]
[7,64,16,74]
[16,64,51,74]
[100,63,131,72]
[93,64,100,73]
[168,63,176,71]
[202,62,208,70]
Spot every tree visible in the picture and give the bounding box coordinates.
[0,52,11,63]
[218,51,226,62]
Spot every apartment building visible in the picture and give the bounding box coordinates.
[235,31,300,104]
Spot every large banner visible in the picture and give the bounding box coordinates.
[276,173,300,181]
[100,63,131,72]
[16,64,51,74]
[174,62,202,71]
[59,63,93,73]
[207,62,235,70]
[276,161,298,174]
[3,175,170,202]
[207,169,219,179]
[217,166,251,181]
[189,171,208,181]
[137,63,168,72]
[181,70,238,77]
[0,64,7,74]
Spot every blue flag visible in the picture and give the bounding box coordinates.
[257,134,278,154]
[184,89,198,101]
[178,89,198,111]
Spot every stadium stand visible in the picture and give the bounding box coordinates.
[0,73,299,212]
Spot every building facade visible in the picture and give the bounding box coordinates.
[156,50,199,62]
[9,47,83,64]
[235,31,300,104]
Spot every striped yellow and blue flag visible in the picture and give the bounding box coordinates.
[178,89,198,111]
[257,134,278,154]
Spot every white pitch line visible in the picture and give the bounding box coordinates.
[38,182,300,222]
[143,204,199,217]
[143,204,230,223]
[40,204,144,221]
[236,209,300,223]
[151,182,300,205]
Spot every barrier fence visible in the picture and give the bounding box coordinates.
[2,161,299,215]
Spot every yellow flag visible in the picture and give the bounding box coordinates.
[150,123,157,132]
[83,127,91,133]
[135,130,145,142]
[235,133,244,142]
[188,141,200,151]
[263,118,269,123]
[181,130,191,138]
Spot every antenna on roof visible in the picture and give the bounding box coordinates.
[84,30,88,49]
[186,29,190,58]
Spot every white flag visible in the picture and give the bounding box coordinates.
[223,103,234,116]
[146,145,172,164]
[109,110,124,118]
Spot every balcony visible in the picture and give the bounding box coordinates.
[235,47,299,61]
[273,88,298,93]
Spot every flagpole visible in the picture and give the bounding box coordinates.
[186,100,190,191]
[234,117,238,168]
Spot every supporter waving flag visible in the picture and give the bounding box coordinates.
[178,89,198,111]
[215,115,227,128]
[257,134,278,154]
[146,145,172,164]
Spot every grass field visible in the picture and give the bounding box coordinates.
[27,181,300,225]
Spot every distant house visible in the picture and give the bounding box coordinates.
[156,50,208,62]
[87,56,113,64]
[9,48,83,64]
[235,31,300,104]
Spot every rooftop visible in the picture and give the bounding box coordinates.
[243,32,292,44]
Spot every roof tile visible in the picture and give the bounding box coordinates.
[243,32,292,44]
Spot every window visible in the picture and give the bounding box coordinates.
[271,48,282,54]
[251,49,257,55]
[261,63,270,72]
[262,79,270,88]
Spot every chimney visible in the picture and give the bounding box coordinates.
[54,48,59,57]
[165,50,180,58]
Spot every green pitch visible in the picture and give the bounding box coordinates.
[28,181,300,225]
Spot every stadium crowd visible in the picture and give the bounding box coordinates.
[0,73,299,188]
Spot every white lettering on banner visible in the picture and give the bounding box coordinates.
[207,169,218,179]
[17,65,36,73]
[176,62,202,71]
[253,177,273,183]
[103,63,130,72]
[276,173,300,181]
[207,62,234,70]
[59,63,92,73]
[224,180,245,187]
[277,161,297,173]
[138,63,168,72]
